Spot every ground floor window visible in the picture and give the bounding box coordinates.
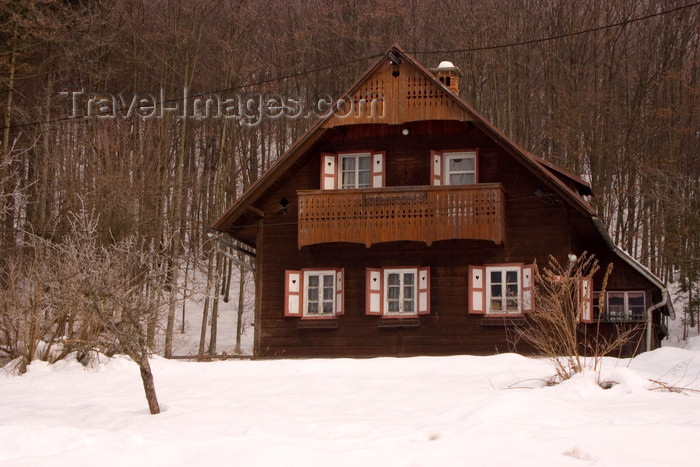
[487,266,521,314]
[285,269,344,318]
[385,269,416,314]
[593,291,645,322]
[469,264,533,316]
[366,267,430,317]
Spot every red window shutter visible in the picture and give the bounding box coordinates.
[371,151,385,188]
[284,270,302,317]
[468,265,486,314]
[430,150,443,186]
[417,267,430,315]
[579,277,593,323]
[321,153,338,190]
[366,268,383,316]
[522,264,534,313]
[335,268,345,316]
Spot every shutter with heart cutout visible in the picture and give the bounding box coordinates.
[284,270,302,317]
[468,265,486,314]
[366,268,383,316]
[321,153,338,190]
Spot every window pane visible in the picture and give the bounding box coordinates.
[358,156,371,170]
[608,292,625,320]
[506,299,518,311]
[449,174,469,185]
[388,301,399,312]
[593,292,600,320]
[308,303,319,314]
[506,284,518,298]
[491,299,502,311]
[506,271,518,283]
[404,273,414,286]
[322,302,333,314]
[388,273,400,286]
[491,284,502,298]
[323,275,334,286]
[342,157,355,170]
[323,287,334,300]
[308,275,318,287]
[491,271,502,284]
[308,287,318,301]
[388,286,400,300]
[358,170,371,187]
[449,157,475,171]
[628,292,645,321]
[404,285,414,300]
[403,300,414,312]
[343,172,356,187]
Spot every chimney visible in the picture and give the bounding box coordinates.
[430,61,463,94]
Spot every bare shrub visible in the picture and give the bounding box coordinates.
[518,253,639,383]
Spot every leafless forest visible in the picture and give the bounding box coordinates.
[1,0,699,365]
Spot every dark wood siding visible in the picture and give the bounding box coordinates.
[254,121,660,358]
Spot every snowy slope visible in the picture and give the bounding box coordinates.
[2,345,700,466]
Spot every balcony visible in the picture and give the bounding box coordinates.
[297,184,505,248]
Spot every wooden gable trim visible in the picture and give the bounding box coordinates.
[212,44,597,238]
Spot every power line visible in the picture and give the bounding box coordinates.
[2,1,699,133]
[410,1,700,55]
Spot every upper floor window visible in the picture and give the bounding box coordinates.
[431,150,478,186]
[444,152,476,185]
[321,152,384,190]
[340,153,371,188]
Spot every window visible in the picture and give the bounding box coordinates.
[487,267,520,313]
[321,152,384,189]
[443,152,476,185]
[593,291,645,322]
[430,150,478,186]
[304,271,335,316]
[285,269,344,318]
[468,264,533,316]
[340,153,371,188]
[366,267,430,317]
[385,269,416,314]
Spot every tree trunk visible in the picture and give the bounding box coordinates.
[198,247,215,357]
[208,251,221,355]
[135,343,160,415]
[235,257,246,354]
[164,84,189,358]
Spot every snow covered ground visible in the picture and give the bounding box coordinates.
[2,343,700,466]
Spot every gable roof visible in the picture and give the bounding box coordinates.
[213,45,594,234]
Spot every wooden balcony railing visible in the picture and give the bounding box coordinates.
[297,184,505,248]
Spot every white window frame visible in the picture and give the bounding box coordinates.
[443,151,476,186]
[485,266,521,315]
[302,270,336,318]
[595,291,646,322]
[302,270,337,317]
[383,268,417,316]
[339,152,372,189]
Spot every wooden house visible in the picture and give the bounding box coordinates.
[213,45,674,358]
